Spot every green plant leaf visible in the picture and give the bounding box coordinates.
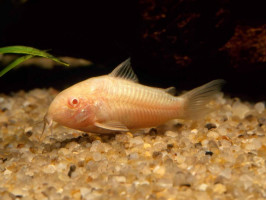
[0,54,34,77]
[0,45,69,67]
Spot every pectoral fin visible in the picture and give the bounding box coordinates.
[95,121,129,132]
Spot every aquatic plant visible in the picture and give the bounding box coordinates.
[0,45,69,77]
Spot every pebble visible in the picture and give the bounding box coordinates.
[112,176,126,183]
[90,140,102,152]
[232,101,250,119]
[58,148,70,156]
[208,164,222,175]
[144,143,151,149]
[220,139,232,149]
[198,183,208,191]
[213,183,227,194]
[153,142,166,151]
[201,139,209,147]
[217,126,228,136]
[57,163,67,172]
[173,173,187,186]
[207,131,219,139]
[0,115,8,123]
[165,131,178,137]
[244,138,262,151]
[43,164,56,174]
[220,168,232,179]
[175,154,186,164]
[195,192,211,200]
[80,187,91,199]
[92,152,102,161]
[128,152,139,160]
[157,178,173,188]
[129,136,144,146]
[4,169,12,175]
[239,174,254,190]
[29,89,48,99]
[254,102,265,114]
[191,129,198,134]
[153,165,165,176]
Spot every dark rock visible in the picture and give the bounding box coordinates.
[205,123,217,130]
[167,144,174,152]
[25,130,33,137]
[68,165,76,178]
[174,123,183,129]
[258,118,266,127]
[205,151,213,156]
[1,108,7,112]
[152,151,162,159]
[149,128,157,136]
[194,142,202,148]
[180,184,191,187]
[245,114,254,121]
[220,25,265,69]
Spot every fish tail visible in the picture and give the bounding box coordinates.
[180,79,225,119]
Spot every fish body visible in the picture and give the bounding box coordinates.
[45,58,224,133]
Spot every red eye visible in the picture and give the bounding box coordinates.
[68,98,79,107]
[72,99,78,105]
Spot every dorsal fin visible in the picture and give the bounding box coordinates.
[109,58,139,82]
[164,87,176,95]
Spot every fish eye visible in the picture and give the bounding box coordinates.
[68,98,80,108]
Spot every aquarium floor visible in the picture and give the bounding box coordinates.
[0,88,265,200]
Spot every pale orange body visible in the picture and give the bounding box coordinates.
[45,58,224,134]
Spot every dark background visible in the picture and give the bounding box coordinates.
[0,0,265,102]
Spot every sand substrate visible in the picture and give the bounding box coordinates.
[0,88,265,200]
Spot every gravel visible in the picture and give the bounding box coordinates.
[0,89,265,200]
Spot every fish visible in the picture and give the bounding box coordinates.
[43,58,225,134]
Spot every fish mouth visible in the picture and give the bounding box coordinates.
[41,113,53,140]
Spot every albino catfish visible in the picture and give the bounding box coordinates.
[43,58,224,134]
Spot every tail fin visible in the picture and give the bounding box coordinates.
[181,79,225,119]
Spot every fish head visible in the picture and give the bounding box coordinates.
[46,85,95,130]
